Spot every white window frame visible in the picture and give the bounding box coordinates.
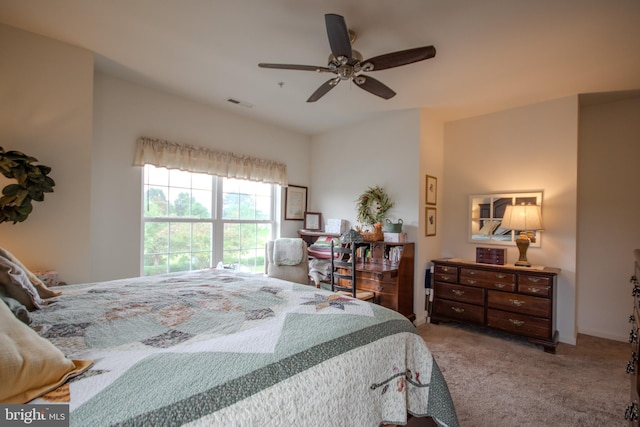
[140,165,278,275]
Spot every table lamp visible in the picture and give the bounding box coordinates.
[500,203,543,267]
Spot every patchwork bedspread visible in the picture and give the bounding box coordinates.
[29,269,458,426]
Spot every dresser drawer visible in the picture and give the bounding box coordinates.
[356,277,397,294]
[460,268,516,291]
[434,264,458,283]
[517,274,552,297]
[435,282,484,305]
[487,309,551,340]
[487,290,551,318]
[433,299,484,324]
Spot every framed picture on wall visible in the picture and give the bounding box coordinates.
[285,185,307,220]
[426,175,437,205]
[304,212,322,231]
[426,207,437,236]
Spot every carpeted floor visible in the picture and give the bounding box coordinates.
[417,322,630,427]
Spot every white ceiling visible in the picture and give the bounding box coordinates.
[1,0,639,135]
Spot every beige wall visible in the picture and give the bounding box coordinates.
[418,110,446,322]
[310,110,424,320]
[440,97,579,344]
[0,23,94,284]
[91,73,312,282]
[577,96,640,341]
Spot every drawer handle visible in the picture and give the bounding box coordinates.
[377,285,384,292]
[526,277,542,283]
[442,267,450,272]
[509,299,525,307]
[495,274,506,279]
[494,283,505,289]
[451,307,465,313]
[509,319,525,327]
[468,271,476,275]
[527,287,541,293]
[377,273,384,280]
[452,289,465,296]
[466,279,477,285]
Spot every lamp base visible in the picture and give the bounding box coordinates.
[515,231,531,267]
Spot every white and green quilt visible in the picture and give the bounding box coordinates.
[29,269,458,426]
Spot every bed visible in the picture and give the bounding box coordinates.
[2,265,458,426]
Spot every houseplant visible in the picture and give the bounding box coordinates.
[0,147,55,224]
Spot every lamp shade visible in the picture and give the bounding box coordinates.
[501,203,543,231]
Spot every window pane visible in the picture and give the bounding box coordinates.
[144,254,167,276]
[146,165,169,186]
[145,186,169,217]
[192,223,212,252]
[169,222,191,253]
[169,169,191,189]
[256,195,271,220]
[239,194,256,220]
[169,253,191,273]
[224,223,240,250]
[144,222,169,254]
[192,190,212,218]
[192,173,212,190]
[223,193,240,219]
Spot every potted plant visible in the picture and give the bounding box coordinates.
[0,147,55,224]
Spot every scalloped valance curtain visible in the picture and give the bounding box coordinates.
[132,137,288,186]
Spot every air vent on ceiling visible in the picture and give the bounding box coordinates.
[226,98,253,108]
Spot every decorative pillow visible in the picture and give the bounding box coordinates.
[0,256,43,311]
[0,247,61,299]
[0,301,92,403]
[0,294,31,325]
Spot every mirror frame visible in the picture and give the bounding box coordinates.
[468,191,543,247]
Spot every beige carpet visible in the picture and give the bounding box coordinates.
[417,322,630,427]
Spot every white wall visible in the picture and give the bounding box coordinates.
[577,96,640,341]
[0,23,94,284]
[91,73,312,282]
[441,96,579,344]
[310,110,423,319]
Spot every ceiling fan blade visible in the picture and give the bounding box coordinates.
[325,14,352,60]
[362,46,436,71]
[307,78,340,102]
[354,75,396,99]
[258,63,332,72]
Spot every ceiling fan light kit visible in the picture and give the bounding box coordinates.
[258,13,436,102]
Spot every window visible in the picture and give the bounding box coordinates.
[142,165,276,275]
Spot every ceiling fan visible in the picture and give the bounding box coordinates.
[258,13,436,102]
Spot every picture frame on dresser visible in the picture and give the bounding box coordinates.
[303,212,322,231]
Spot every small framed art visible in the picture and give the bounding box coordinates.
[285,185,307,220]
[304,212,322,231]
[426,207,437,236]
[426,175,437,205]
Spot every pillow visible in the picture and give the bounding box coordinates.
[0,247,61,299]
[0,256,44,311]
[0,294,31,325]
[478,220,501,235]
[0,301,92,403]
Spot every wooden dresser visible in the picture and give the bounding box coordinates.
[625,249,640,425]
[431,258,560,353]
